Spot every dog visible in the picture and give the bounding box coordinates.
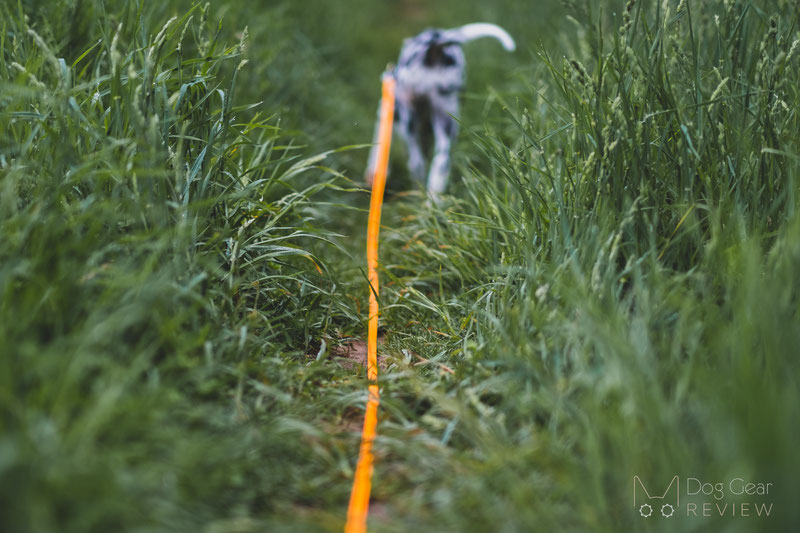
[365,23,515,198]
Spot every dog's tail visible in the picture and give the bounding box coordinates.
[445,23,516,51]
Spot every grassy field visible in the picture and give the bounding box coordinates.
[2,0,800,531]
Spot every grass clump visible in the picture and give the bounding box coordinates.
[372,1,800,531]
[1,3,360,531]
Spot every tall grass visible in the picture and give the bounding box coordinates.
[2,0,799,532]
[1,3,362,531]
[373,1,800,531]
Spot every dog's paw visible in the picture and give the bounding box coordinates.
[426,191,444,206]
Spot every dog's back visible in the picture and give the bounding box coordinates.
[395,30,467,96]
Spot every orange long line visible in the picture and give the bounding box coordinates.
[345,72,395,533]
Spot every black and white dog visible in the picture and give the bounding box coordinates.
[366,23,515,197]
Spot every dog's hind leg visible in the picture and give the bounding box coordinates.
[427,109,458,198]
[395,100,427,184]
[364,105,382,186]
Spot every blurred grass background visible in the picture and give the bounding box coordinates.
[2,0,799,532]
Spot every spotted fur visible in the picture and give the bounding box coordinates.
[366,23,515,198]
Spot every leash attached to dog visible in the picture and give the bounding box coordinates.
[345,70,395,533]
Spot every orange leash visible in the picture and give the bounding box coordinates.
[345,71,395,533]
